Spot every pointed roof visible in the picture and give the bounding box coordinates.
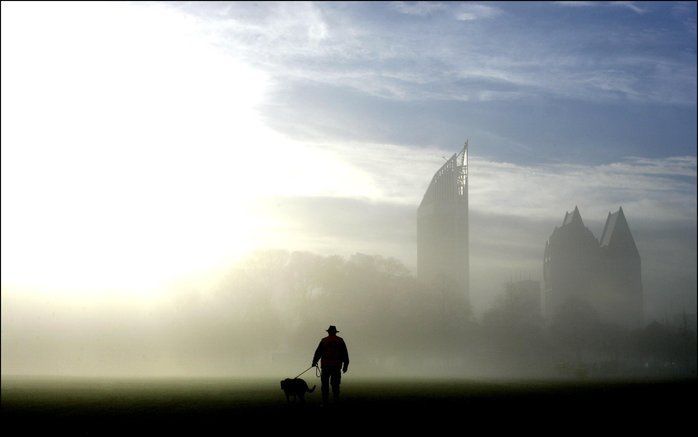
[562,206,584,227]
[418,141,468,209]
[600,206,639,253]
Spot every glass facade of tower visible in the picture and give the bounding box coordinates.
[417,142,469,314]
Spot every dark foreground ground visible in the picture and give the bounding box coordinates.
[2,376,696,434]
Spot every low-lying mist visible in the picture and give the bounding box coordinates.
[2,250,695,379]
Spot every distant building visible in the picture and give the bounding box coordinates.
[543,206,643,328]
[417,141,469,318]
[504,279,542,322]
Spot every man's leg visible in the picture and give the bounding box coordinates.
[330,367,341,402]
[320,368,330,405]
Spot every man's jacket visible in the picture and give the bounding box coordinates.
[312,335,349,369]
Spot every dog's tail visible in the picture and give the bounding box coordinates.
[307,385,316,393]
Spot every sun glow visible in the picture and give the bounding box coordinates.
[1,2,376,300]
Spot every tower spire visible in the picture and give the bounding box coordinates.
[418,139,471,317]
[562,206,584,227]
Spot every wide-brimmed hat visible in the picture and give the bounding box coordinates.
[326,325,339,333]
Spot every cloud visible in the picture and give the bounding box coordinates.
[468,156,697,223]
[454,4,502,21]
[610,1,648,14]
[553,1,597,6]
[391,1,447,16]
[309,140,697,224]
[554,1,648,14]
[178,2,695,107]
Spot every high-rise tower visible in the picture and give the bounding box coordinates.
[417,141,469,314]
[543,206,644,328]
[598,207,643,328]
[543,206,601,321]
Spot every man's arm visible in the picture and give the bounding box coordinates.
[341,340,349,373]
[312,341,323,367]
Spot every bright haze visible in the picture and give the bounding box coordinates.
[1,2,696,377]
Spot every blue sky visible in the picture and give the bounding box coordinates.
[1,1,696,319]
[184,1,697,164]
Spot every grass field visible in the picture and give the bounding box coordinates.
[2,376,695,434]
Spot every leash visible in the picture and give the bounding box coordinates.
[293,365,321,379]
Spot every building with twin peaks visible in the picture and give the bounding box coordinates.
[543,206,643,328]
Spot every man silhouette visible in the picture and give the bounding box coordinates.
[312,325,349,405]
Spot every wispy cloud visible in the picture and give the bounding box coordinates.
[391,1,447,16]
[454,4,502,21]
[392,1,502,22]
[553,1,597,7]
[180,2,696,106]
[469,155,697,222]
[555,1,648,14]
[293,139,697,224]
[610,1,648,14]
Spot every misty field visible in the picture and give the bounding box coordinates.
[2,376,695,433]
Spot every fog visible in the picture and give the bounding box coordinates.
[1,2,696,380]
[2,248,695,379]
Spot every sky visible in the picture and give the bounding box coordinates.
[1,1,696,321]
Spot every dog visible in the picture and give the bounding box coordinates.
[280,378,316,403]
